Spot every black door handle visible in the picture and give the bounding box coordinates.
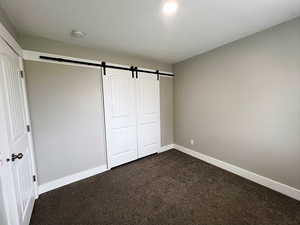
[12,153,24,162]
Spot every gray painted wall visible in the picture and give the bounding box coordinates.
[0,5,17,39]
[20,35,174,145]
[19,35,174,145]
[160,77,174,146]
[25,61,174,185]
[22,35,174,184]
[173,17,300,189]
[25,62,107,185]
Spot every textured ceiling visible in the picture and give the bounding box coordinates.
[1,0,300,63]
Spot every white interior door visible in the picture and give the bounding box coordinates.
[136,73,161,158]
[103,68,138,168]
[0,45,35,225]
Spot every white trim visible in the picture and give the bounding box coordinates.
[38,165,109,195]
[0,22,22,56]
[174,144,300,201]
[22,50,174,76]
[19,59,39,199]
[22,50,102,69]
[160,75,174,78]
[159,144,175,153]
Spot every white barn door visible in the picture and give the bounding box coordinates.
[0,42,36,225]
[103,68,160,168]
[136,73,161,158]
[103,68,138,168]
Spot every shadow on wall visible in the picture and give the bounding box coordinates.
[173,17,300,190]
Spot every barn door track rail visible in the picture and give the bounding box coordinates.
[39,55,174,78]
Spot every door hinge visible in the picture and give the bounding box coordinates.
[33,175,37,182]
[26,125,31,132]
[130,66,134,79]
[20,71,24,78]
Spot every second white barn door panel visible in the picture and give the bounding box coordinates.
[103,69,161,168]
[103,68,138,168]
[136,73,161,158]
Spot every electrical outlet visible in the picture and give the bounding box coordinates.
[190,139,194,146]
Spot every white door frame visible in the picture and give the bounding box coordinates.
[18,57,39,198]
[0,22,38,225]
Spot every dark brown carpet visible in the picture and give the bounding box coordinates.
[30,150,300,225]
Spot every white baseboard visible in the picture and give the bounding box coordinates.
[38,165,108,195]
[159,144,175,153]
[174,144,300,201]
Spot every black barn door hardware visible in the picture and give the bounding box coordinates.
[40,56,101,67]
[102,62,106,75]
[135,67,138,79]
[39,56,174,77]
[130,66,135,78]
